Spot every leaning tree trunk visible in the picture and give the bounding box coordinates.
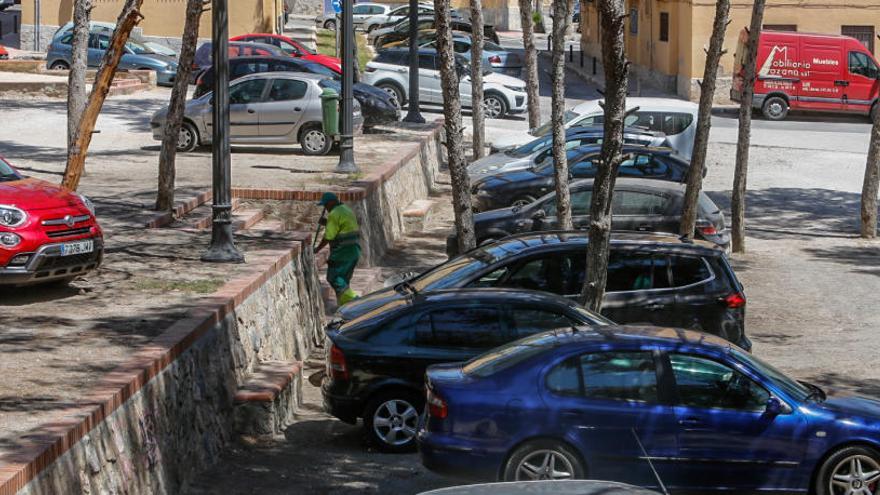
[550,0,572,229]
[680,0,730,237]
[67,0,92,164]
[469,0,486,159]
[860,107,880,237]
[731,0,766,253]
[62,0,145,191]
[518,0,541,129]
[156,0,204,212]
[580,0,627,312]
[437,0,476,253]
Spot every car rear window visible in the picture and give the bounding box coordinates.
[375,50,407,66]
[670,255,713,287]
[462,332,561,378]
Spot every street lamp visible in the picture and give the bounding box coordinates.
[402,0,424,123]
[202,0,244,263]
[335,0,358,173]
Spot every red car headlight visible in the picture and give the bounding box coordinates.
[0,205,26,227]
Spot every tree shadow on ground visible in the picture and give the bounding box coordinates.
[802,244,880,277]
[806,372,880,398]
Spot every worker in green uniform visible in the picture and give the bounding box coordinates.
[314,192,361,305]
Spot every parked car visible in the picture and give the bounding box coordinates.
[421,325,880,492]
[732,29,880,121]
[192,41,286,78]
[193,56,399,128]
[470,144,691,212]
[46,32,179,85]
[0,44,8,60]
[468,126,668,181]
[337,232,749,349]
[150,72,362,155]
[490,97,699,160]
[419,481,656,495]
[0,157,103,286]
[316,3,391,30]
[51,21,181,58]
[0,0,14,11]
[363,49,527,119]
[231,33,341,72]
[420,34,523,77]
[465,178,730,250]
[322,288,611,452]
[372,15,499,47]
[362,4,455,33]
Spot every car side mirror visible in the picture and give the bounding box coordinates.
[765,397,790,416]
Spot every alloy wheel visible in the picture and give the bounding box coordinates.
[178,127,193,150]
[372,399,418,447]
[303,129,327,153]
[515,450,575,481]
[380,86,402,109]
[829,455,880,495]
[483,96,504,119]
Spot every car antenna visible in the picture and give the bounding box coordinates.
[631,428,669,495]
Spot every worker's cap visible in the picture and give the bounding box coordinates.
[318,192,340,206]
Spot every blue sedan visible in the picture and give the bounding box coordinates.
[419,326,880,493]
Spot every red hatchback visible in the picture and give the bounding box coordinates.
[230,33,342,72]
[0,157,104,285]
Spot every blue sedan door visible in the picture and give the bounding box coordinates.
[666,353,808,491]
[541,349,678,488]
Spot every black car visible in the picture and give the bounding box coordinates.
[323,288,610,452]
[471,145,692,212]
[375,16,500,47]
[336,232,749,349]
[193,56,400,128]
[465,178,730,250]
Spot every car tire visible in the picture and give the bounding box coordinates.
[300,124,332,156]
[377,82,404,109]
[762,95,789,121]
[814,445,880,495]
[49,60,70,70]
[177,122,199,153]
[510,195,537,208]
[871,102,879,123]
[502,439,585,481]
[324,19,337,30]
[483,92,508,119]
[362,390,423,453]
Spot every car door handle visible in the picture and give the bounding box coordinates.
[678,417,703,426]
[247,108,255,114]
[294,107,302,112]
[637,223,652,231]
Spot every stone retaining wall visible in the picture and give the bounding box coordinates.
[0,242,325,495]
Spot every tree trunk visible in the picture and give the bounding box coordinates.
[580,0,627,312]
[861,108,880,237]
[518,0,541,129]
[61,0,144,191]
[67,0,92,163]
[551,0,572,229]
[436,0,476,253]
[679,0,730,237]
[469,0,485,159]
[731,0,765,253]
[156,0,204,212]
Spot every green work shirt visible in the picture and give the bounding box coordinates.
[325,203,360,242]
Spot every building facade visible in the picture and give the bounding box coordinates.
[20,0,286,52]
[578,0,880,101]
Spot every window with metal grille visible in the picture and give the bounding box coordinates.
[659,12,669,42]
[763,24,797,32]
[842,25,875,54]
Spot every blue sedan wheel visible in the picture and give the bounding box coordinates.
[503,440,585,481]
[816,445,880,495]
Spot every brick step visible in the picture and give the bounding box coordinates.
[179,198,243,230]
[402,199,436,233]
[233,360,303,436]
[231,208,265,231]
[145,191,212,228]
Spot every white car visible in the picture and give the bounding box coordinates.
[490,97,699,160]
[315,3,390,31]
[362,4,434,33]
[362,48,528,119]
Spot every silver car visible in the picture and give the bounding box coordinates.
[150,72,362,155]
[316,3,390,31]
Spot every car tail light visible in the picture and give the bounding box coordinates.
[488,55,501,65]
[328,344,349,380]
[426,386,447,419]
[724,292,746,309]
[696,220,717,236]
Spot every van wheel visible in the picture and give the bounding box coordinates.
[762,96,789,121]
[502,439,585,481]
[300,125,332,155]
[363,391,423,453]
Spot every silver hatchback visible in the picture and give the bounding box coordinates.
[150,72,362,155]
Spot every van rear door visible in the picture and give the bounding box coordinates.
[843,39,880,115]
[795,35,845,111]
[754,32,800,107]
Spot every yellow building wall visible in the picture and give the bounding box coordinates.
[22,0,283,40]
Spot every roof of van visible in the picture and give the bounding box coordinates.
[761,30,862,42]
[571,97,698,116]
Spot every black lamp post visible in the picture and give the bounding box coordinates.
[335,0,358,173]
[202,0,244,263]
[402,0,424,123]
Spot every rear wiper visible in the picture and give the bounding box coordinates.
[393,280,419,296]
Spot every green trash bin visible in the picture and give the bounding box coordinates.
[320,87,340,138]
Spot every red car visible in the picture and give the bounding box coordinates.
[0,157,104,285]
[0,45,8,60]
[230,33,341,72]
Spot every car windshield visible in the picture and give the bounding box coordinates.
[463,331,564,378]
[126,41,155,55]
[484,41,504,51]
[0,157,21,181]
[302,61,339,79]
[731,348,812,402]
[532,110,579,136]
[533,148,589,171]
[509,135,552,157]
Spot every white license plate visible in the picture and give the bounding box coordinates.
[60,239,94,256]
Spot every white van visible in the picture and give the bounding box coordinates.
[490,97,699,160]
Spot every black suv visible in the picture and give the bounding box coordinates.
[336,232,749,350]
[323,288,609,452]
[461,178,730,250]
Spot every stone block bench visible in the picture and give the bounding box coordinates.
[402,199,436,233]
[233,360,303,436]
